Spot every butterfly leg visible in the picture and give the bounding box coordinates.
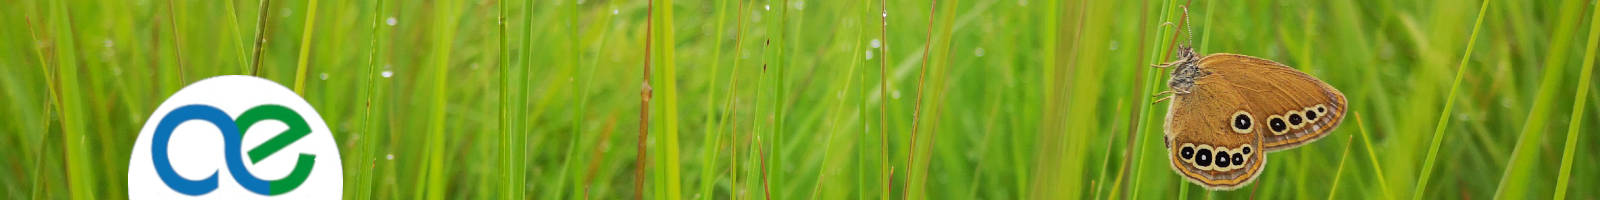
[1152,90,1176,104]
[1152,90,1176,97]
[1152,60,1182,68]
[1152,95,1174,104]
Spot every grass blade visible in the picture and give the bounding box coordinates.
[876,0,892,197]
[637,0,657,198]
[223,0,248,72]
[1491,0,1583,198]
[420,0,458,198]
[1327,135,1354,200]
[1411,0,1490,199]
[656,0,683,197]
[291,0,319,94]
[905,0,938,198]
[164,0,187,83]
[21,10,59,200]
[46,0,95,198]
[356,0,387,199]
[250,0,273,76]
[1353,113,1393,200]
[497,0,512,198]
[1552,1,1600,198]
[551,1,590,198]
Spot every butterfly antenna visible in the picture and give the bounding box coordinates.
[1161,6,1191,60]
[1181,5,1194,47]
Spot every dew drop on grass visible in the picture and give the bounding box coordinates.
[765,5,771,11]
[613,9,619,15]
[871,39,881,48]
[892,90,901,99]
[381,70,394,78]
[104,39,114,48]
[866,51,874,60]
[386,17,397,26]
[974,48,985,57]
[320,73,329,80]
[386,153,394,160]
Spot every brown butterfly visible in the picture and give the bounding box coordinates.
[1153,45,1348,190]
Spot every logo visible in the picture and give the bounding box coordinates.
[129,76,342,198]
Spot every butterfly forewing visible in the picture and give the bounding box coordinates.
[1196,53,1348,152]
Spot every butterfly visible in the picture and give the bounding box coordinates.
[1153,34,1347,190]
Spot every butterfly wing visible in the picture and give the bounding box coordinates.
[1164,78,1267,190]
[1196,53,1348,152]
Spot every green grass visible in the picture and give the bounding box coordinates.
[6,0,1600,199]
[1354,113,1394,199]
[1492,0,1584,198]
[352,0,385,199]
[1555,1,1600,198]
[290,0,319,94]
[1412,0,1490,199]
[1328,135,1355,200]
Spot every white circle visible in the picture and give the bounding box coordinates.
[128,76,343,199]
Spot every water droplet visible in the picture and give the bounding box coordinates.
[613,9,619,15]
[1109,41,1119,51]
[891,90,901,99]
[866,51,874,60]
[974,48,985,57]
[793,1,805,10]
[871,39,881,48]
[320,73,329,80]
[103,39,114,48]
[882,11,888,18]
[281,10,293,18]
[386,153,394,160]
[765,5,771,11]
[381,70,394,78]
[386,17,397,26]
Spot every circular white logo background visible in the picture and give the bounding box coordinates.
[128,75,343,199]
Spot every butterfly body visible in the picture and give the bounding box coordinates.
[1160,46,1347,190]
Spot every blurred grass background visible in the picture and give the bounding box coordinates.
[3,0,1600,199]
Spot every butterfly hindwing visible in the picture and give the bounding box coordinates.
[1163,78,1267,190]
[1195,53,1348,152]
